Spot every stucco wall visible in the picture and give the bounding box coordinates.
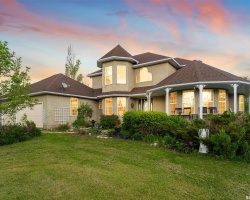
[152,96,165,112]
[134,63,176,87]
[34,95,99,129]
[92,76,102,89]
[102,61,134,92]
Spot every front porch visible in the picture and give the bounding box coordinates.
[131,82,250,119]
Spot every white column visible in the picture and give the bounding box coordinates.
[147,92,152,111]
[165,88,172,115]
[198,85,205,119]
[231,84,239,113]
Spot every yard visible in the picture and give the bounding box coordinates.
[0,132,249,199]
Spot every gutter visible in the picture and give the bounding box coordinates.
[29,91,98,100]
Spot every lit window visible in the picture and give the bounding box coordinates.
[117,97,126,116]
[203,90,213,112]
[136,67,152,83]
[117,65,126,84]
[170,92,177,114]
[219,90,226,113]
[182,90,194,114]
[99,100,102,109]
[105,66,112,85]
[105,98,112,115]
[70,98,78,116]
[239,95,244,111]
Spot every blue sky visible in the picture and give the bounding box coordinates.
[0,0,250,84]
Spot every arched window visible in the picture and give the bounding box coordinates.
[136,67,152,83]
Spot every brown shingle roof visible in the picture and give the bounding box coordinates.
[133,52,169,64]
[30,73,97,98]
[174,57,192,66]
[100,44,132,59]
[156,60,248,87]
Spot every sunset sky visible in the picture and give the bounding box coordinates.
[1,0,250,84]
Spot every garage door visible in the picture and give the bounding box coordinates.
[16,103,44,128]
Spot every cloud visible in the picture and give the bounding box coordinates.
[107,11,129,16]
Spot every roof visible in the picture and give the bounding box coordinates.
[29,73,100,98]
[156,60,249,87]
[133,52,169,64]
[100,44,132,59]
[87,69,102,77]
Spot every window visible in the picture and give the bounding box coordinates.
[105,66,112,85]
[170,92,177,115]
[55,107,70,124]
[219,90,226,113]
[182,90,194,114]
[105,98,112,115]
[117,97,126,116]
[70,98,78,116]
[117,65,126,84]
[136,67,152,83]
[99,100,102,109]
[239,95,244,111]
[203,90,214,111]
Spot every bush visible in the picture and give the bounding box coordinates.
[72,102,93,129]
[99,114,120,129]
[0,118,41,146]
[57,123,70,132]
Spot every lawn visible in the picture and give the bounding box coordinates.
[0,132,249,200]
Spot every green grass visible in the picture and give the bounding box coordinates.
[0,133,249,200]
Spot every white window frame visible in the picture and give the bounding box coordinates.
[239,95,244,112]
[182,90,195,114]
[117,65,126,84]
[117,97,126,116]
[105,66,112,85]
[219,90,226,114]
[70,98,78,116]
[105,98,112,115]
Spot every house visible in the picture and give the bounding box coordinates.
[8,45,250,129]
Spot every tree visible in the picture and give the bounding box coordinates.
[65,45,83,82]
[0,41,37,116]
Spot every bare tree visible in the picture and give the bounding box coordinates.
[65,45,83,82]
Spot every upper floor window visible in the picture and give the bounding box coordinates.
[105,98,112,115]
[136,67,152,83]
[219,90,226,114]
[117,65,126,84]
[117,97,126,116]
[105,66,112,85]
[70,98,78,116]
[239,95,244,111]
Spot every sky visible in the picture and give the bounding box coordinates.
[1,0,250,85]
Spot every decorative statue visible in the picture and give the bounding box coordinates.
[198,129,209,153]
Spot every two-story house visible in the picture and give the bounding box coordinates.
[4,45,249,129]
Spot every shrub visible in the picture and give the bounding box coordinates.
[100,114,120,129]
[107,129,115,137]
[0,118,41,146]
[57,123,70,132]
[122,111,170,137]
[72,102,93,129]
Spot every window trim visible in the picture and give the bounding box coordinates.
[182,90,195,114]
[117,97,126,116]
[239,95,244,112]
[170,92,177,115]
[117,65,126,84]
[105,98,112,115]
[218,90,226,114]
[105,66,112,85]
